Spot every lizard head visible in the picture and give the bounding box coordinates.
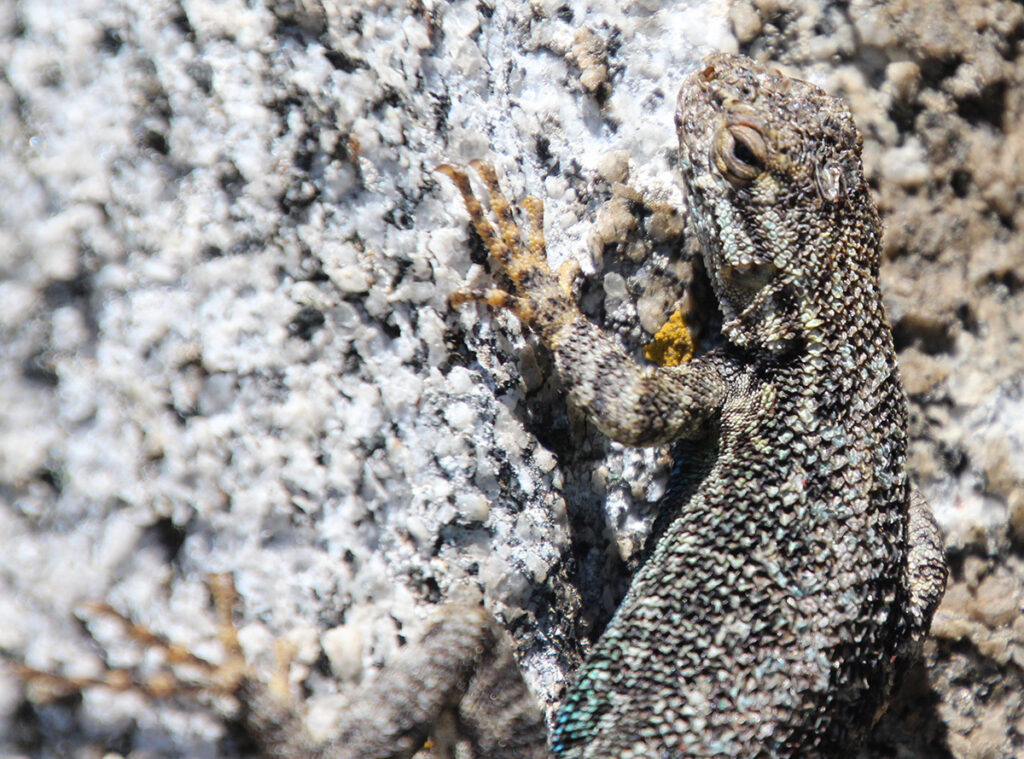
[675,52,883,358]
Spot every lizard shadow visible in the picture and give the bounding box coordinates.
[513,234,722,667]
[515,226,722,669]
[521,366,632,655]
[861,659,953,759]
[7,693,245,759]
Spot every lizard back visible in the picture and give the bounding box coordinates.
[551,53,937,759]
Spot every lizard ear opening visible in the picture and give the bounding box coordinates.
[815,162,846,204]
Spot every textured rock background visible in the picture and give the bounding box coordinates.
[1,0,1022,757]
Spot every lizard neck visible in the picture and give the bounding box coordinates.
[735,263,908,471]
[738,254,898,377]
[802,266,899,378]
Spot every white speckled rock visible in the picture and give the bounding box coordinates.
[0,1,731,755]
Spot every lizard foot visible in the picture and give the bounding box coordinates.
[10,574,253,704]
[8,575,326,758]
[6,578,547,759]
[437,160,579,341]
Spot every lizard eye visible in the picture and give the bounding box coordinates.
[713,124,766,185]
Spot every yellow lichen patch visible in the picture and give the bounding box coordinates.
[642,310,694,366]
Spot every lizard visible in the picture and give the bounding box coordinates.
[7,52,946,759]
[435,51,947,758]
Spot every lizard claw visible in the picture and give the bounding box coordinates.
[556,258,580,300]
[448,287,536,323]
[437,161,578,340]
[9,575,256,705]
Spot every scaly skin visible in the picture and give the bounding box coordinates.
[444,53,946,758]
[8,53,946,759]
[547,52,947,759]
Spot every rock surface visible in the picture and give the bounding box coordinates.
[1,1,1022,757]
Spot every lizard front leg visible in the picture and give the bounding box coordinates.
[438,161,726,446]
